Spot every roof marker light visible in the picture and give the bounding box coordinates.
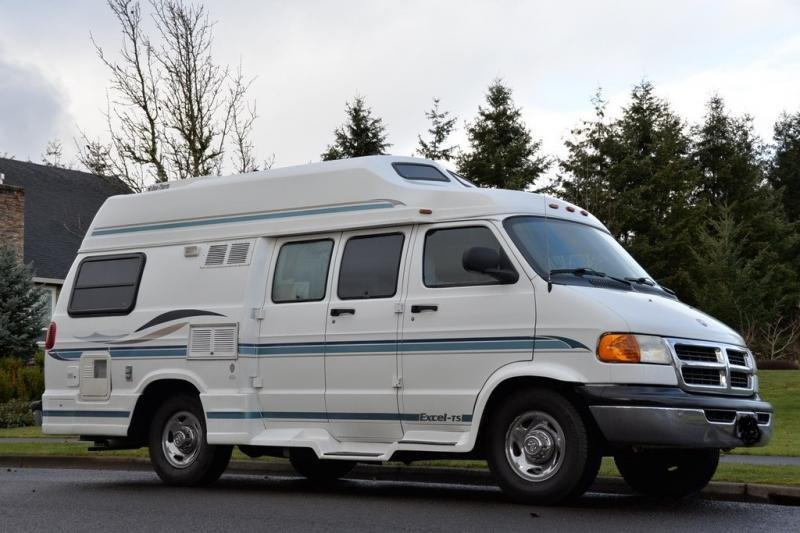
[580,210,588,216]
[548,203,559,209]
[566,206,576,213]
[419,208,433,215]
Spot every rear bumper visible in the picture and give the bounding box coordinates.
[577,385,773,449]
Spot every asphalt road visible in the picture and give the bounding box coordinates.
[1,468,798,533]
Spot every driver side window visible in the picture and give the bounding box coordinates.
[423,226,516,288]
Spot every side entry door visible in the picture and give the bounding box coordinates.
[400,222,536,432]
[324,227,411,440]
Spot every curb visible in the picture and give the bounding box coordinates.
[1,455,798,506]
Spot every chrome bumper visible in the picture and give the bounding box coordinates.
[579,385,773,449]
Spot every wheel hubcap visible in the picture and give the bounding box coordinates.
[505,410,565,482]
[162,410,203,469]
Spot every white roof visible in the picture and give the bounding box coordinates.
[81,156,605,252]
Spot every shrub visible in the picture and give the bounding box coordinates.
[0,399,34,428]
[0,353,44,403]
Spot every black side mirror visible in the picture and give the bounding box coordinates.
[462,246,519,284]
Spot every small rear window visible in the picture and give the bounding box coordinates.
[68,253,146,317]
[392,163,449,182]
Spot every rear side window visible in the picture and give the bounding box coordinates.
[424,226,514,287]
[338,233,404,299]
[272,239,334,303]
[68,253,146,316]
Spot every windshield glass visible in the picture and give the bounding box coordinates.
[503,216,652,282]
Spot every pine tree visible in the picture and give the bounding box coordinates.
[770,111,800,223]
[457,80,548,190]
[558,82,701,299]
[0,245,47,359]
[321,96,390,160]
[416,98,457,161]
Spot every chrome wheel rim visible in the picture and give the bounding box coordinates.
[504,410,565,482]
[162,410,203,469]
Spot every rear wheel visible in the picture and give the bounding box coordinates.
[289,448,355,482]
[148,394,232,486]
[614,448,719,497]
[485,389,601,504]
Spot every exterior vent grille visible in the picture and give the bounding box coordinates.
[681,367,722,386]
[226,242,251,265]
[730,371,750,388]
[726,349,748,367]
[188,324,238,359]
[704,409,736,423]
[674,344,719,362]
[205,244,228,266]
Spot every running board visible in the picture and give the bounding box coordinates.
[323,451,382,457]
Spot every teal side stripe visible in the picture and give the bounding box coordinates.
[49,346,186,361]
[43,410,129,418]
[209,411,473,423]
[92,201,396,236]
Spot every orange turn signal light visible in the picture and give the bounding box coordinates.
[597,333,640,363]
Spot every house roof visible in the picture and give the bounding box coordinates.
[0,158,130,281]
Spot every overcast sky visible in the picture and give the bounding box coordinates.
[1,0,799,179]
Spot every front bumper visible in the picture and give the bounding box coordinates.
[578,385,773,449]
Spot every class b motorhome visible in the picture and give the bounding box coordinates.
[43,156,772,503]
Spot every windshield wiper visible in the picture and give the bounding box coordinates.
[624,276,656,287]
[550,268,631,286]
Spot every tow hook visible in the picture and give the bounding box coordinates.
[735,415,761,445]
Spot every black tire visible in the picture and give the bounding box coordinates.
[289,448,355,482]
[485,389,601,505]
[148,394,232,486]
[614,448,719,497]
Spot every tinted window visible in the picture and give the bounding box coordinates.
[338,233,404,299]
[424,227,515,287]
[392,163,449,182]
[68,254,146,316]
[272,240,333,303]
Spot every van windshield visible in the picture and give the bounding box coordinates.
[503,216,652,283]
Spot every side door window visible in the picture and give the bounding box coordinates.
[423,226,516,288]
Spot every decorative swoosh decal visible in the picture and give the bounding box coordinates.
[108,322,188,344]
[135,309,225,332]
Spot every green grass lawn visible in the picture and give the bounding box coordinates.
[731,370,799,456]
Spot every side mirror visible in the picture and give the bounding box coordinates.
[462,246,519,284]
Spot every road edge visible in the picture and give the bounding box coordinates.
[1,454,798,506]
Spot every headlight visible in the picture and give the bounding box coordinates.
[597,333,672,364]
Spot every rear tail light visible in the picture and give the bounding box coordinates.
[44,321,57,350]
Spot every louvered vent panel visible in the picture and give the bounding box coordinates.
[81,360,94,379]
[188,324,238,359]
[190,328,213,354]
[204,244,228,266]
[226,242,251,265]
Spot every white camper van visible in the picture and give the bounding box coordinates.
[42,156,772,503]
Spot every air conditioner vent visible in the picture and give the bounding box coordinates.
[205,244,228,266]
[188,324,238,359]
[226,242,251,265]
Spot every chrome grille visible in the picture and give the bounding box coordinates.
[667,338,756,396]
[674,344,719,363]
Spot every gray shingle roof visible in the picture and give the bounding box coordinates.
[0,158,131,281]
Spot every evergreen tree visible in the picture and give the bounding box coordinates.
[416,98,457,161]
[558,82,701,299]
[0,245,47,359]
[690,96,799,338]
[457,80,548,190]
[770,111,800,223]
[321,96,390,160]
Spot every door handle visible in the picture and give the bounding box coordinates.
[411,304,438,313]
[330,308,356,317]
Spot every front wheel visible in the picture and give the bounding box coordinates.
[148,394,232,486]
[614,448,719,497]
[485,389,601,505]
